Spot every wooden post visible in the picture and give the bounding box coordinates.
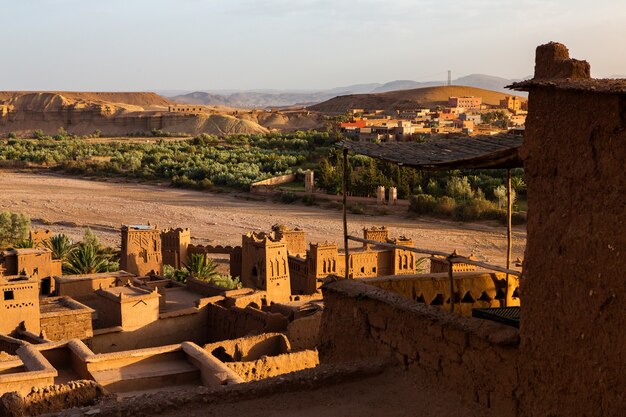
[505,169,512,307]
[342,149,350,280]
[447,253,455,313]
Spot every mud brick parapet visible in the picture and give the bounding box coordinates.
[319,279,520,416]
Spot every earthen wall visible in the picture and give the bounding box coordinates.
[320,279,520,416]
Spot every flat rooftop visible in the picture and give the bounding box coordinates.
[100,286,153,297]
[55,270,135,281]
[40,297,94,315]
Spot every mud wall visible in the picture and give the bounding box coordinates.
[518,88,625,416]
[90,307,209,353]
[320,280,520,416]
[226,350,319,381]
[363,272,519,317]
[206,303,289,343]
[0,380,103,417]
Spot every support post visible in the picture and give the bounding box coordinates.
[505,169,512,307]
[342,149,350,280]
[447,253,455,313]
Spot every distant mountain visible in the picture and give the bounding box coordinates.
[167,74,526,108]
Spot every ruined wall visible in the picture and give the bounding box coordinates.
[0,380,103,417]
[320,280,520,416]
[206,302,289,343]
[515,44,625,417]
[226,350,319,381]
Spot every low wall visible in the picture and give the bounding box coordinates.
[320,279,520,416]
[226,350,319,381]
[206,303,289,343]
[0,346,57,396]
[249,173,297,190]
[0,380,103,417]
[90,305,210,353]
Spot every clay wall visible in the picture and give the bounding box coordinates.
[54,271,135,300]
[515,43,625,417]
[39,297,94,341]
[225,350,319,381]
[90,306,210,353]
[320,279,520,416]
[273,228,307,256]
[161,228,190,269]
[206,302,289,343]
[363,271,519,317]
[0,345,57,396]
[120,225,163,276]
[0,277,41,335]
[0,380,103,417]
[287,256,310,294]
[286,312,322,350]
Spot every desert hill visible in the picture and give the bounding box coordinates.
[308,85,524,113]
[0,91,171,109]
[0,91,322,136]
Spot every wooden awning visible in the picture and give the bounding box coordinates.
[340,134,523,170]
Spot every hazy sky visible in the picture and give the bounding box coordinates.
[2,0,625,91]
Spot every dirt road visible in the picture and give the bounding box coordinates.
[0,171,526,266]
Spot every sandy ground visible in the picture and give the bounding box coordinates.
[0,171,526,266]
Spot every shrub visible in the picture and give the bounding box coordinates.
[301,194,318,206]
[452,198,500,221]
[0,211,30,248]
[7,132,17,139]
[349,203,365,215]
[435,196,457,216]
[445,176,473,200]
[409,194,437,214]
[280,192,299,204]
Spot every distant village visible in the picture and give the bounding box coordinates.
[340,95,527,141]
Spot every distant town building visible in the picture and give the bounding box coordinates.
[448,96,482,109]
[500,96,525,112]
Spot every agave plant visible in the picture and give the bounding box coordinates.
[183,254,220,282]
[64,243,111,275]
[45,234,75,261]
[13,238,34,249]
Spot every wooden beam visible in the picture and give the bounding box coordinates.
[343,149,350,280]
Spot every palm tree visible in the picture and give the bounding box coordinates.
[45,234,75,261]
[64,243,111,275]
[184,254,220,282]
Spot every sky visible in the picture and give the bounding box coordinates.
[1,0,625,91]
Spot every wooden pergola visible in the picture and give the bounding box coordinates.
[339,134,523,312]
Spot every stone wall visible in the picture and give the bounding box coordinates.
[514,43,625,417]
[319,280,520,416]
